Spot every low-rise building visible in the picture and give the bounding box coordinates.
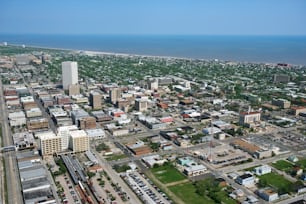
[183,164,207,177]
[254,165,272,176]
[85,128,105,140]
[25,108,42,118]
[142,155,167,168]
[13,132,36,151]
[8,111,26,126]
[257,188,279,202]
[235,173,255,187]
[27,118,49,131]
[272,98,291,109]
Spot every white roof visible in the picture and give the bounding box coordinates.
[69,130,87,138]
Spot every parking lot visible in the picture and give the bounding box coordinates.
[123,171,171,204]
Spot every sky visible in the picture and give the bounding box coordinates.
[0,0,305,35]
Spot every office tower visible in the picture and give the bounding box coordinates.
[109,88,121,104]
[89,91,102,109]
[62,61,78,90]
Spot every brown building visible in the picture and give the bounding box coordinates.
[22,101,38,110]
[89,91,102,110]
[27,118,49,131]
[129,146,152,155]
[68,84,80,96]
[78,116,96,129]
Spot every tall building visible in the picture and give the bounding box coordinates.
[62,61,78,90]
[89,91,102,109]
[147,78,159,90]
[239,111,261,125]
[69,130,90,153]
[110,88,121,104]
[135,99,148,112]
[38,132,62,156]
[57,125,78,151]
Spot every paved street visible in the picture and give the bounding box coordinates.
[0,80,23,204]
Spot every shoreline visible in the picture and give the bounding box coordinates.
[2,43,304,66]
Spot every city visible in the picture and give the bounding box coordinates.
[0,44,306,204]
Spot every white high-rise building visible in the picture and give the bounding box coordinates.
[62,61,78,90]
[57,125,78,151]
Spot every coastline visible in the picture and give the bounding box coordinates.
[2,42,305,66]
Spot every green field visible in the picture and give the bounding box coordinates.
[259,172,294,194]
[271,160,294,173]
[169,182,214,204]
[151,164,186,184]
[296,158,306,170]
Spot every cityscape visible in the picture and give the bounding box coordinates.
[1,1,306,204]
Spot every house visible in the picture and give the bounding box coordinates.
[257,188,279,202]
[301,173,306,181]
[288,155,299,163]
[235,173,255,187]
[254,165,271,176]
[293,167,303,176]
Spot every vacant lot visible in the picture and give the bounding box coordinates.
[151,164,186,184]
[296,158,306,170]
[169,182,214,204]
[271,160,294,173]
[258,172,294,194]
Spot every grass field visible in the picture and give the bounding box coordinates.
[169,182,215,204]
[271,160,294,172]
[296,158,306,170]
[151,164,186,184]
[259,172,293,194]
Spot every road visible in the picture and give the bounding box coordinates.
[0,80,23,204]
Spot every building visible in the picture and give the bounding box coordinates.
[13,132,36,151]
[85,128,105,140]
[38,132,62,156]
[62,61,78,90]
[25,108,42,118]
[68,84,80,96]
[254,165,272,176]
[257,188,279,202]
[183,164,207,177]
[27,118,49,131]
[147,78,159,90]
[273,74,290,83]
[291,106,306,116]
[69,130,90,153]
[57,125,78,151]
[109,88,121,104]
[78,116,96,129]
[142,155,167,168]
[135,99,148,112]
[239,111,261,126]
[272,98,291,109]
[89,91,102,109]
[8,111,26,127]
[235,173,255,187]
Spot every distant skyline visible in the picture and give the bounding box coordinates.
[0,0,305,36]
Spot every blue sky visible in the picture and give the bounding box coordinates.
[0,0,305,35]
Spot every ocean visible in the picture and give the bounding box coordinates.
[0,34,306,65]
